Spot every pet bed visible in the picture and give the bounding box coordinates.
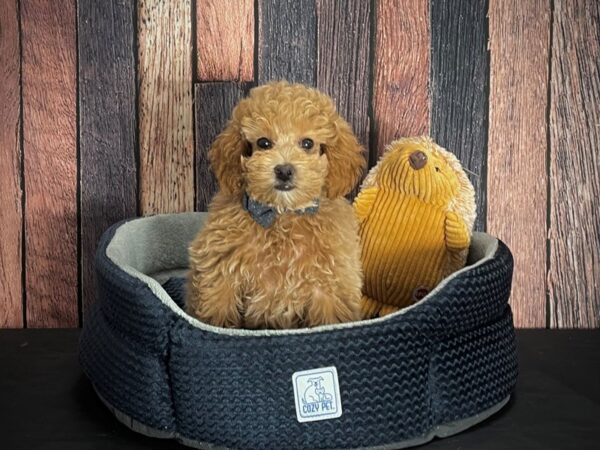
[79,212,517,450]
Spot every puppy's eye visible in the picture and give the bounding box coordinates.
[300,138,314,150]
[256,137,273,149]
[435,167,441,172]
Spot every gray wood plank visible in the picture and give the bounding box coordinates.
[316,0,371,196]
[78,0,138,317]
[195,83,252,211]
[430,0,489,231]
[257,0,317,84]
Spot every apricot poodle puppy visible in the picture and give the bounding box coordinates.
[186,81,365,329]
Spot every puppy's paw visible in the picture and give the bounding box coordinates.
[306,288,361,326]
[190,302,242,328]
[186,277,243,328]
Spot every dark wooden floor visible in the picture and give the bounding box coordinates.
[0,329,598,449]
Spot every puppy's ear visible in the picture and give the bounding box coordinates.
[323,117,366,198]
[209,120,248,195]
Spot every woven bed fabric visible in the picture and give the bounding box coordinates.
[79,224,178,432]
[79,217,517,450]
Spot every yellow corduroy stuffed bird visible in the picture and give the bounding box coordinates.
[354,136,476,318]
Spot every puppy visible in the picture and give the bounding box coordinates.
[186,81,365,329]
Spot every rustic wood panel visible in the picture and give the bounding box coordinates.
[549,0,600,328]
[487,0,551,328]
[21,0,78,327]
[0,0,23,328]
[373,0,430,158]
[257,0,316,84]
[196,0,254,81]
[195,83,251,211]
[138,0,194,214]
[316,0,370,192]
[430,0,489,231]
[78,0,138,316]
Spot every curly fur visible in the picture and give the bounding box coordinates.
[360,136,476,278]
[186,81,366,329]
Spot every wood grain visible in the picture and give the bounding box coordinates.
[195,83,251,211]
[257,0,316,84]
[21,0,78,327]
[549,0,600,328]
[316,0,370,192]
[0,0,23,328]
[373,0,430,158]
[487,0,551,328]
[78,0,138,316]
[430,0,489,231]
[196,0,254,81]
[138,0,194,214]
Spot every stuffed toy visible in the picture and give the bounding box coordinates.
[354,136,476,318]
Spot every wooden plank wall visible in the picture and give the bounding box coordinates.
[430,0,489,231]
[138,0,194,214]
[548,0,600,328]
[0,0,22,328]
[316,0,371,186]
[78,0,138,317]
[257,0,317,85]
[487,0,551,328]
[1,0,599,329]
[373,0,430,156]
[196,0,254,81]
[21,0,78,327]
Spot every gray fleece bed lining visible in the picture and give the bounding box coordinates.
[105,212,499,336]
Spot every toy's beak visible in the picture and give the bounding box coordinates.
[409,151,428,170]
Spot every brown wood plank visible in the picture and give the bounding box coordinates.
[0,0,23,328]
[316,0,370,194]
[196,0,254,81]
[21,0,78,327]
[78,0,138,316]
[372,0,430,158]
[257,0,316,84]
[195,83,251,211]
[549,0,600,328]
[138,0,194,214]
[487,0,551,328]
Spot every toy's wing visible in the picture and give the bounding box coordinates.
[353,186,379,224]
[444,211,471,251]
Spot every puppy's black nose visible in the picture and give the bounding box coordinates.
[274,164,295,182]
[409,150,428,170]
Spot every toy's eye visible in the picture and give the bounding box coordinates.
[300,138,314,150]
[256,137,273,149]
[435,167,441,172]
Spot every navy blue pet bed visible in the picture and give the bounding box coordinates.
[79,212,517,450]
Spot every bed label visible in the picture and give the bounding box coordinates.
[292,366,342,423]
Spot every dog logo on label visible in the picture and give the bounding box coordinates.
[292,366,342,423]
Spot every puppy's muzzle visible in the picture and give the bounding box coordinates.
[274,164,295,182]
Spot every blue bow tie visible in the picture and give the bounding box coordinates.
[242,193,320,228]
